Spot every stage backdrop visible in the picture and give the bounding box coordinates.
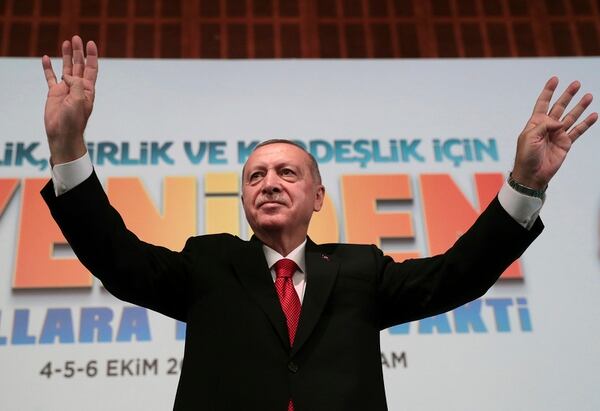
[0,58,599,411]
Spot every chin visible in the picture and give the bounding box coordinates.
[252,212,292,231]
[255,218,288,232]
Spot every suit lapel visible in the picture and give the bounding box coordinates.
[292,238,339,356]
[230,237,290,349]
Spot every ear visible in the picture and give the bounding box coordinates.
[313,185,325,212]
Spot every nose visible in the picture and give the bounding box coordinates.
[261,170,281,194]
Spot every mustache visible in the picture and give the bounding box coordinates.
[256,193,287,207]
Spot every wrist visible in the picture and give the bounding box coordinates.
[509,167,548,190]
[508,172,547,199]
[48,138,87,165]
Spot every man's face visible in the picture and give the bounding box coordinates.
[241,143,324,238]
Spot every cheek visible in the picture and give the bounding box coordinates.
[295,191,315,212]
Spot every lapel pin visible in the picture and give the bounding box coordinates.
[321,254,330,261]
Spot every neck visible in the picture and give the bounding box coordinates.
[254,230,306,256]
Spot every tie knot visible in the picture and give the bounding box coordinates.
[274,258,298,279]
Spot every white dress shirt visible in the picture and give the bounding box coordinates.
[263,240,307,303]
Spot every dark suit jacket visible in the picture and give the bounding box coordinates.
[42,172,542,411]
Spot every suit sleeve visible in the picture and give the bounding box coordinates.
[41,171,192,322]
[375,196,543,330]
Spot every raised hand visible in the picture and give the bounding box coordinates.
[512,77,597,189]
[42,35,98,165]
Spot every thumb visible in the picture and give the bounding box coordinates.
[530,118,563,137]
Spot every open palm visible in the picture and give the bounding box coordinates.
[513,77,597,189]
[42,35,98,164]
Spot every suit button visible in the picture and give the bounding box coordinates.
[288,361,298,373]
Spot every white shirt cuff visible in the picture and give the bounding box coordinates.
[51,151,93,196]
[497,180,544,230]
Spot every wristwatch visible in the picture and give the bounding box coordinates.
[508,173,547,199]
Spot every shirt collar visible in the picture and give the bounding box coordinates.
[262,239,307,273]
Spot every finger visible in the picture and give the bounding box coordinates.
[568,112,598,143]
[71,35,85,77]
[548,80,580,120]
[83,41,99,85]
[61,40,73,77]
[62,74,86,97]
[530,117,563,137]
[42,55,57,88]
[522,117,563,145]
[62,74,74,87]
[562,92,593,130]
[532,76,559,115]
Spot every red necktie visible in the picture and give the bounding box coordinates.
[274,258,301,345]
[274,258,301,411]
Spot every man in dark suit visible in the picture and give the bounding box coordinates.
[40,36,596,410]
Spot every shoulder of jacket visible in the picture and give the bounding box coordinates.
[183,232,246,248]
[316,242,381,256]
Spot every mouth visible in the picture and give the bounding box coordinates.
[258,200,285,208]
[256,195,290,209]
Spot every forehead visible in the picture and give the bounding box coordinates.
[244,143,311,171]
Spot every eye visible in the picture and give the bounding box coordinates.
[280,167,299,181]
[248,171,264,182]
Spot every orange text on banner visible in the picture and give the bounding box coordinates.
[107,177,197,251]
[341,174,419,262]
[10,173,521,288]
[13,179,92,288]
[205,172,241,236]
[0,178,19,217]
[308,193,339,244]
[420,173,522,280]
